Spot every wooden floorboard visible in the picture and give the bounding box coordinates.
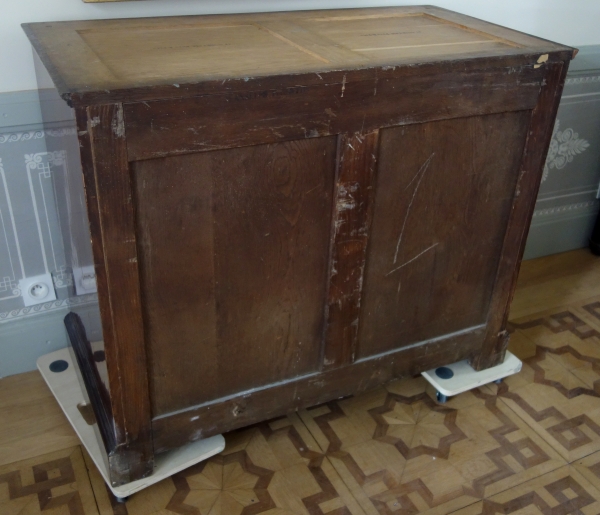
[510,248,600,320]
[1,248,600,514]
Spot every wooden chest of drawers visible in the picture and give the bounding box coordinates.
[24,6,574,485]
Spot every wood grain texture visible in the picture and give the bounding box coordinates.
[510,249,600,320]
[471,62,570,370]
[86,104,153,485]
[124,66,545,161]
[0,372,78,468]
[152,324,486,453]
[21,6,574,106]
[323,131,379,369]
[134,137,337,416]
[358,112,531,359]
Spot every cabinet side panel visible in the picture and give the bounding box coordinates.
[134,155,219,416]
[358,112,530,358]
[134,136,337,416]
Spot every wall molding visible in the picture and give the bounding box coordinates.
[0,127,76,144]
[532,200,599,219]
[566,75,600,85]
[0,292,98,324]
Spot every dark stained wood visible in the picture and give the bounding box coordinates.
[86,104,153,485]
[29,6,576,485]
[134,138,337,416]
[323,131,379,368]
[124,66,546,161]
[64,312,116,453]
[133,154,219,415]
[358,112,531,359]
[61,52,574,108]
[471,62,570,370]
[152,323,486,453]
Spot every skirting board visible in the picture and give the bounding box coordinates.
[37,347,225,499]
[524,204,599,260]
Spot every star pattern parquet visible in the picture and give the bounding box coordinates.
[0,447,99,515]
[5,253,600,514]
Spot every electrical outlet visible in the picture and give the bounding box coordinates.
[73,265,97,295]
[19,273,57,307]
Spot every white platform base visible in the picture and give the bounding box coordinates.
[421,350,522,400]
[37,348,225,499]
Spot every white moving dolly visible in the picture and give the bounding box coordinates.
[422,351,522,403]
[37,348,225,502]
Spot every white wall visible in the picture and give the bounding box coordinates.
[2,0,600,94]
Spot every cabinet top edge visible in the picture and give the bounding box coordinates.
[22,5,575,107]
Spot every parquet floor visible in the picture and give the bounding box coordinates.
[2,248,600,515]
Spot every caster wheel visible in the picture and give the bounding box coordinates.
[436,391,447,404]
[494,378,503,385]
[116,496,129,504]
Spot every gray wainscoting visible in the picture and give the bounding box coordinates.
[1,47,599,377]
[0,88,100,376]
[524,46,600,259]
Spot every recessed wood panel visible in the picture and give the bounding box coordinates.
[358,112,531,358]
[301,13,512,62]
[134,137,336,416]
[77,24,323,81]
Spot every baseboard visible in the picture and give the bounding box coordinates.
[524,201,600,259]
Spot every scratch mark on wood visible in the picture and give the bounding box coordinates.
[386,242,439,276]
[304,185,319,196]
[341,74,347,97]
[393,153,435,264]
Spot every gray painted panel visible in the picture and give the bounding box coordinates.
[526,44,600,260]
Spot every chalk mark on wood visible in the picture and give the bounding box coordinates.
[393,153,435,264]
[386,242,439,277]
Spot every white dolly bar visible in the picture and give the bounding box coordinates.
[37,347,225,500]
[421,350,522,403]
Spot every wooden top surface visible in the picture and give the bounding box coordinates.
[23,6,574,105]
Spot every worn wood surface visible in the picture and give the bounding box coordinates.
[124,66,545,161]
[22,6,573,106]
[152,324,486,453]
[358,112,531,359]
[134,138,336,415]
[471,62,570,370]
[85,104,153,485]
[323,131,379,369]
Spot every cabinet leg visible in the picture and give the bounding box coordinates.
[494,378,503,385]
[436,391,447,404]
[116,496,129,504]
